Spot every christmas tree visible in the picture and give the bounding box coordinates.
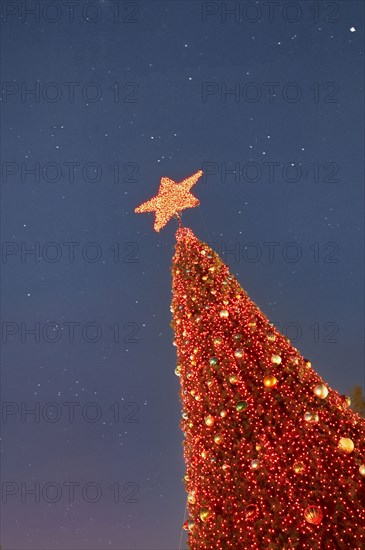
[135,170,365,550]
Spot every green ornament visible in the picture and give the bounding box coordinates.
[236,401,248,411]
[209,356,219,367]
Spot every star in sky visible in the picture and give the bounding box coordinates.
[134,170,203,232]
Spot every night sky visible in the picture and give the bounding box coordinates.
[1,1,364,549]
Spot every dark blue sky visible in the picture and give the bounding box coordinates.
[1,1,364,548]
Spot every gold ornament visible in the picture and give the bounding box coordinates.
[204,415,215,427]
[234,349,244,359]
[271,354,282,365]
[340,395,351,407]
[233,333,243,342]
[220,410,227,418]
[229,375,238,384]
[219,309,229,318]
[214,433,223,444]
[263,375,278,388]
[201,450,207,458]
[359,464,365,477]
[293,461,305,473]
[266,333,276,342]
[222,463,230,471]
[200,507,212,522]
[251,459,260,469]
[313,384,328,399]
[175,365,181,376]
[338,437,354,454]
[187,492,196,504]
[255,444,262,451]
[304,359,312,368]
[214,337,223,345]
[304,505,323,525]
[248,321,257,329]
[188,520,195,532]
[304,411,319,423]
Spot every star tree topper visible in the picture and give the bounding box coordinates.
[134,170,203,232]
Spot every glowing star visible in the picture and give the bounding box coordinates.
[134,170,203,232]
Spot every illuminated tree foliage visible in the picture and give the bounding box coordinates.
[171,227,365,550]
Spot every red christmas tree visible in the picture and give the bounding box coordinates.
[135,171,365,550]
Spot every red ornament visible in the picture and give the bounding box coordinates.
[304,505,323,525]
